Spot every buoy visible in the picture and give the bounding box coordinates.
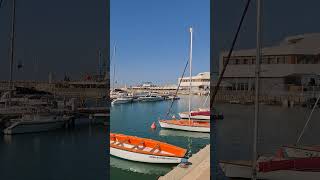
[151,122,156,129]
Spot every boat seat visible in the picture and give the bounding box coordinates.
[131,141,145,150]
[116,138,130,146]
[150,144,161,154]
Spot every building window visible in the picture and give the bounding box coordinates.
[252,58,256,64]
[277,56,285,64]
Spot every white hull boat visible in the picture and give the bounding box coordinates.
[282,145,320,158]
[220,157,320,180]
[110,156,171,175]
[179,111,210,120]
[111,97,133,105]
[110,133,187,164]
[110,146,183,164]
[159,120,210,132]
[3,114,66,135]
[138,95,163,102]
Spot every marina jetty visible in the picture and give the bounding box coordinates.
[159,145,210,180]
[0,78,108,134]
[0,80,107,99]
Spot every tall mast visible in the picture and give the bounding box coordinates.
[112,44,116,90]
[98,49,102,77]
[9,0,16,94]
[188,27,193,122]
[252,0,262,179]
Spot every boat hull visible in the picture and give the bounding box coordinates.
[138,97,164,102]
[111,99,132,105]
[159,120,210,132]
[283,146,320,158]
[3,119,65,135]
[179,112,210,120]
[110,147,183,164]
[220,161,320,180]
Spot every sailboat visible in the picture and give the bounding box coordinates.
[179,94,210,120]
[220,1,320,179]
[279,94,320,158]
[158,27,210,133]
[178,94,224,121]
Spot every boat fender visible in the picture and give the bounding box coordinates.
[179,158,191,168]
[151,122,156,129]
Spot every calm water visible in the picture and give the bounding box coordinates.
[215,103,320,179]
[0,122,107,180]
[110,95,210,180]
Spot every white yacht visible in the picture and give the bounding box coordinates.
[111,96,133,105]
[3,114,67,135]
[137,94,164,102]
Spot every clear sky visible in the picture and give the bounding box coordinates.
[110,0,210,87]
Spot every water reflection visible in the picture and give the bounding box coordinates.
[3,135,12,144]
[110,156,173,175]
[159,129,210,139]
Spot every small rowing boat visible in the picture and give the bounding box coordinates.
[110,133,187,163]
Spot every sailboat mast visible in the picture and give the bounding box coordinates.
[252,0,262,179]
[9,0,16,92]
[112,44,116,90]
[188,27,193,122]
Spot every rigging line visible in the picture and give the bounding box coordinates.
[165,59,189,118]
[296,93,320,144]
[210,0,252,108]
[202,93,209,107]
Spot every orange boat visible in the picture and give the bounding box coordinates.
[159,120,210,132]
[110,133,187,163]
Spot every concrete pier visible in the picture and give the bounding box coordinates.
[159,144,210,180]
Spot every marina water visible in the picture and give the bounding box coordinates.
[0,99,107,180]
[110,95,210,180]
[215,103,320,179]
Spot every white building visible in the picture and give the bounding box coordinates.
[219,33,320,95]
[179,72,210,91]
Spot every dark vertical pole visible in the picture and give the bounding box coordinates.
[210,0,218,179]
[9,0,16,102]
[106,0,110,179]
[252,0,262,179]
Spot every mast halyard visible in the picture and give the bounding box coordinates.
[112,43,116,91]
[188,27,193,123]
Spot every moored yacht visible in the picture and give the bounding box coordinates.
[111,96,133,105]
[3,113,67,135]
[137,94,164,102]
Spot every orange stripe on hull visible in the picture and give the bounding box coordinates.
[110,133,187,158]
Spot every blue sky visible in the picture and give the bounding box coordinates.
[110,0,210,86]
